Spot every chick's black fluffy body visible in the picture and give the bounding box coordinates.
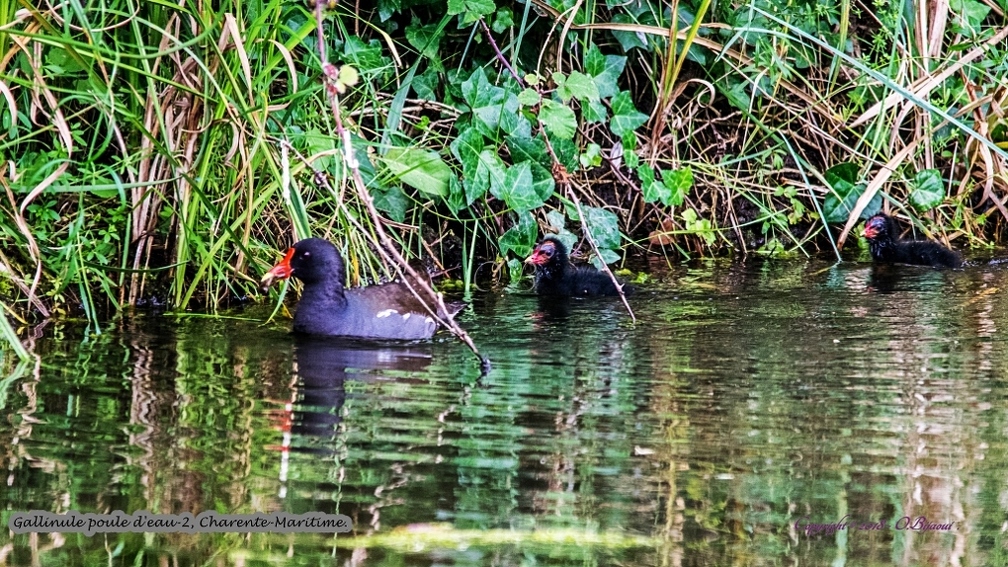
[526,236,629,297]
[862,214,962,269]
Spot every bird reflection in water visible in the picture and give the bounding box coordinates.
[266,336,432,499]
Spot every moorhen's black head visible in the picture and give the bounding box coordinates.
[261,238,346,289]
[862,214,897,244]
[525,236,569,278]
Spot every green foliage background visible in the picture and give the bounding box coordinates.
[1,0,1007,324]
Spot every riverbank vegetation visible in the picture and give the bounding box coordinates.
[1,0,1007,331]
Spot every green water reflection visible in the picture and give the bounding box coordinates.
[2,260,1008,566]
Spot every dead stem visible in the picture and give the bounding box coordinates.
[310,2,488,371]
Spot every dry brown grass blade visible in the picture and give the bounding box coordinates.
[3,20,73,311]
[527,0,835,119]
[221,13,253,105]
[850,24,1008,128]
[836,139,923,247]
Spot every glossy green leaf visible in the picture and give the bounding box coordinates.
[822,162,881,222]
[583,99,608,123]
[539,99,577,140]
[462,69,520,140]
[580,144,603,169]
[490,161,544,211]
[450,126,485,172]
[610,91,647,137]
[582,205,622,250]
[470,148,506,204]
[405,21,442,60]
[909,169,945,211]
[554,71,599,103]
[517,88,541,107]
[447,0,496,25]
[372,186,410,222]
[638,164,668,205]
[663,167,693,206]
[381,147,452,197]
[505,135,555,202]
[498,210,538,258]
[585,44,627,99]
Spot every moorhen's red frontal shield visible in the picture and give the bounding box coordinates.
[260,247,296,290]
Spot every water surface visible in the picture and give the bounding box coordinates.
[3,259,1008,566]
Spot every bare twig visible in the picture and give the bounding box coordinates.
[309,3,488,370]
[479,18,524,86]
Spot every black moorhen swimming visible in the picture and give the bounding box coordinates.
[261,238,460,339]
[525,236,630,296]
[862,213,962,268]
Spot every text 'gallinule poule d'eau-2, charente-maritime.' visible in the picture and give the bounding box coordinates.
[862,213,962,269]
[261,238,461,340]
[525,235,631,297]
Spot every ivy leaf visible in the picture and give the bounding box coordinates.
[381,147,452,197]
[585,44,626,99]
[405,20,442,60]
[543,210,579,250]
[491,6,514,33]
[447,0,496,25]
[342,37,389,78]
[638,164,669,205]
[470,148,506,204]
[580,143,603,169]
[505,135,555,202]
[462,68,520,140]
[581,205,622,250]
[498,210,538,258]
[590,247,621,270]
[583,98,607,123]
[490,161,544,211]
[621,131,639,169]
[663,166,693,206]
[412,67,439,99]
[554,70,599,103]
[610,13,648,51]
[546,210,566,232]
[822,162,881,222]
[372,186,410,222]
[551,137,580,171]
[449,126,485,172]
[539,99,577,140]
[517,88,541,107]
[610,91,647,137]
[909,169,945,211]
[446,176,466,213]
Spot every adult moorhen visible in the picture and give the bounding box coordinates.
[261,238,461,339]
[525,236,630,297]
[862,213,962,268]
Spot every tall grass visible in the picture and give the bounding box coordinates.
[1,0,1006,334]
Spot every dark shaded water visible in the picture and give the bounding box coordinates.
[3,260,1008,566]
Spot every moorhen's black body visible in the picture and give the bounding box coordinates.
[525,236,629,297]
[862,213,962,268]
[261,238,460,340]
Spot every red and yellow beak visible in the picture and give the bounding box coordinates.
[525,248,547,265]
[260,247,295,290]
